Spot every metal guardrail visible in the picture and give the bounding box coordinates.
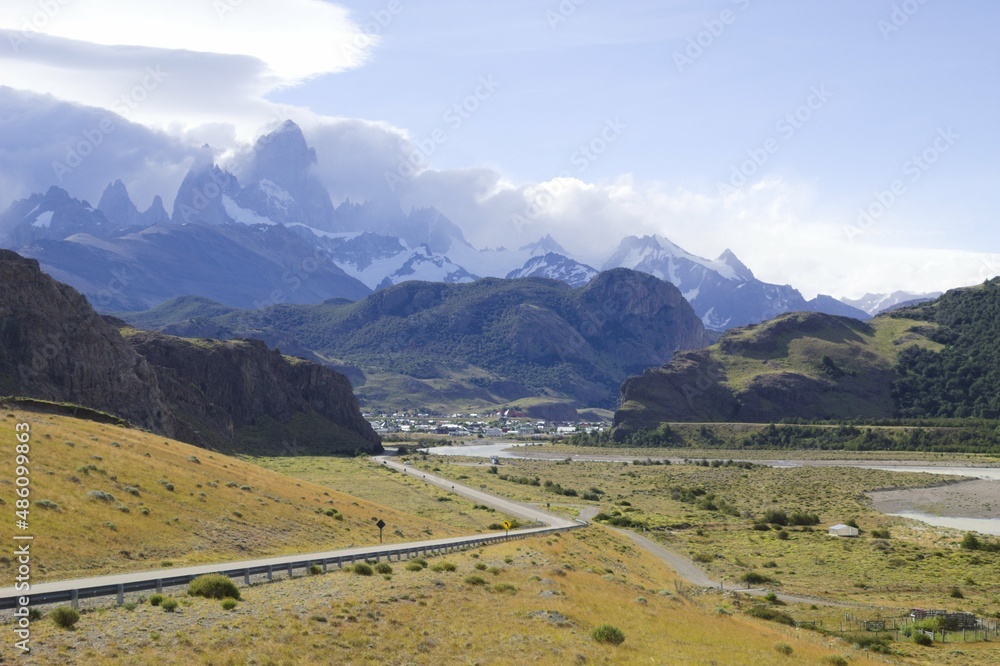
[0,522,585,610]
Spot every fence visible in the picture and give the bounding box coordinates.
[0,522,585,611]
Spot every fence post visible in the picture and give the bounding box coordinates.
[156,579,163,594]
[267,565,273,581]
[287,563,293,578]
[244,569,250,586]
[116,584,124,606]
[71,589,79,609]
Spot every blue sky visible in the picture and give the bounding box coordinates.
[0,0,998,297]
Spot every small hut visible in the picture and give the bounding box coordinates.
[828,523,859,537]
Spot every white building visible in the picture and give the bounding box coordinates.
[828,524,859,537]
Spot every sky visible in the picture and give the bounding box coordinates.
[0,0,998,299]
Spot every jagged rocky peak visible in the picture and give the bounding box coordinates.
[251,120,316,172]
[235,120,337,230]
[171,161,241,225]
[520,233,568,256]
[0,186,112,244]
[97,179,140,228]
[141,195,170,226]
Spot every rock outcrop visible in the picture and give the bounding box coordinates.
[0,250,381,454]
[0,250,173,433]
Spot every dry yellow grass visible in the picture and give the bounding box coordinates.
[22,528,898,665]
[0,407,461,581]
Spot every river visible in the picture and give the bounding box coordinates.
[422,442,1000,535]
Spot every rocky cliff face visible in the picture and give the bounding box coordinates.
[0,250,381,454]
[0,250,172,433]
[126,331,381,454]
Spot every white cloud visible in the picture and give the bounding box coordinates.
[0,0,376,137]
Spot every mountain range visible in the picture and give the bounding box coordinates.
[121,268,711,414]
[0,120,870,330]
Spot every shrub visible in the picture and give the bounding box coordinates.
[149,593,164,606]
[822,657,849,666]
[741,572,776,586]
[490,583,517,594]
[774,642,793,656]
[374,563,393,574]
[960,532,981,550]
[221,598,238,611]
[188,574,241,600]
[161,598,179,612]
[914,633,933,646]
[949,586,964,599]
[34,499,59,510]
[465,575,487,586]
[352,563,374,576]
[309,564,322,575]
[87,490,115,502]
[746,605,795,626]
[776,529,789,540]
[871,528,891,539]
[591,624,626,645]
[50,606,80,629]
[405,561,424,571]
[763,509,788,526]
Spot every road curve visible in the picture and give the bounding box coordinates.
[373,455,579,529]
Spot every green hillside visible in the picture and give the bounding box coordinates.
[612,279,1000,446]
[124,270,709,412]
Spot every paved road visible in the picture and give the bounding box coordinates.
[373,455,579,529]
[0,458,583,610]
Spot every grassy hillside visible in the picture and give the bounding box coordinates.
[25,528,891,666]
[0,406,458,581]
[616,279,1000,437]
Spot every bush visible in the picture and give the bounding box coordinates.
[591,624,625,645]
[776,529,789,540]
[490,583,517,594]
[161,598,179,612]
[465,575,487,586]
[87,490,115,502]
[352,563,374,576]
[746,605,795,626]
[741,572,776,586]
[149,593,164,606]
[50,606,80,629]
[871,528,891,539]
[774,642,793,656]
[374,562,393,574]
[961,532,981,550]
[221,598,238,611]
[763,509,788,526]
[406,561,424,571]
[914,632,933,646]
[822,657,849,666]
[949,586,964,599]
[188,574,241,600]
[309,564,323,575]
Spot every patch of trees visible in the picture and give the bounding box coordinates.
[893,278,1000,419]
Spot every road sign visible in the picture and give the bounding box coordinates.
[502,520,511,535]
[376,519,386,543]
